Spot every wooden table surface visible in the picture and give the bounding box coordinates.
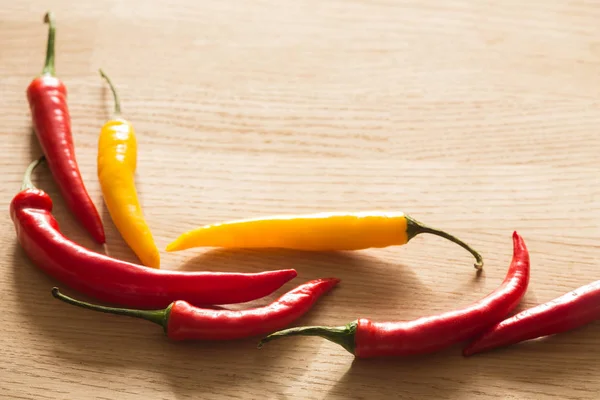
[2,1,599,399]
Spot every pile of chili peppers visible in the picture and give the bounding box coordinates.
[12,12,599,359]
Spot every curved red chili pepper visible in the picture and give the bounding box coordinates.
[12,158,297,309]
[27,12,105,243]
[463,280,600,356]
[51,278,340,341]
[259,232,530,358]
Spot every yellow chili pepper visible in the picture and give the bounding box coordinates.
[166,211,483,269]
[97,69,160,269]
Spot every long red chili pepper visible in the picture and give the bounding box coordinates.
[11,157,297,309]
[26,12,105,243]
[463,280,600,356]
[259,232,530,358]
[51,278,340,340]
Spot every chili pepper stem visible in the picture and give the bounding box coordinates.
[41,12,56,76]
[51,287,171,333]
[22,156,46,191]
[405,215,484,270]
[258,321,358,354]
[99,69,122,117]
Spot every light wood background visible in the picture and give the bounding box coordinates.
[1,1,599,399]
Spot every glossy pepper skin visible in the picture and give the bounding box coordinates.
[463,280,600,356]
[27,12,105,244]
[97,69,159,268]
[11,158,297,309]
[259,232,529,358]
[167,211,484,269]
[51,278,340,341]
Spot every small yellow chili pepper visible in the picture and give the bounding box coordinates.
[97,69,160,269]
[166,211,483,269]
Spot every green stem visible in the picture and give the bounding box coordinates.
[41,12,56,76]
[51,288,171,333]
[99,69,122,117]
[22,156,45,191]
[258,321,358,355]
[405,215,484,270]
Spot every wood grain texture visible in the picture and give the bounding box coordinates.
[1,0,599,399]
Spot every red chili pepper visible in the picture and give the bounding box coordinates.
[26,12,105,243]
[463,280,600,356]
[11,157,297,309]
[51,278,340,340]
[259,232,530,358]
